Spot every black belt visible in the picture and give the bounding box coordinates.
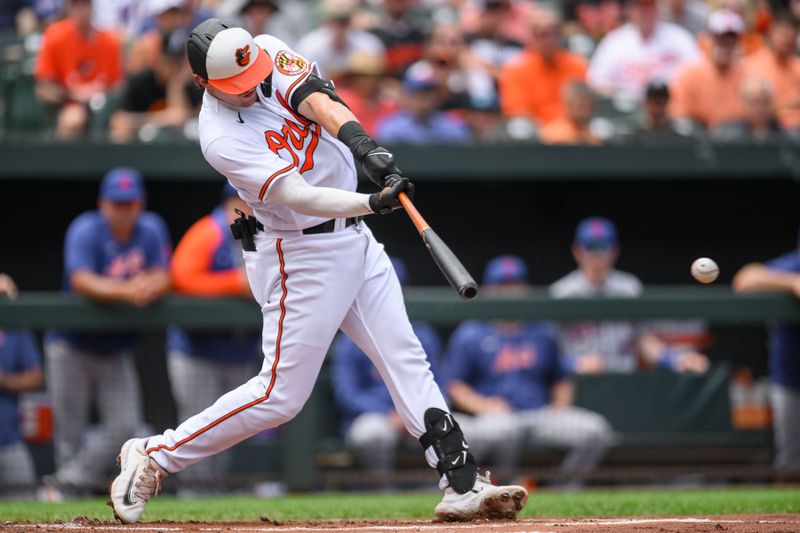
[302,217,362,235]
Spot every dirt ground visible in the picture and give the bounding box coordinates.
[3,515,800,533]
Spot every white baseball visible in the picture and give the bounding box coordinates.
[691,257,719,284]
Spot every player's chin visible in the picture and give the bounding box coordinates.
[237,87,258,106]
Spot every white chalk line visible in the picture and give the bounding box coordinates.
[7,517,800,532]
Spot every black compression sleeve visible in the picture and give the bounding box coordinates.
[290,74,350,112]
[337,121,378,161]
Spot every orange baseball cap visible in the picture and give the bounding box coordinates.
[187,19,272,95]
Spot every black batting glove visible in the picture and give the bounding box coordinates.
[361,146,404,188]
[369,174,415,214]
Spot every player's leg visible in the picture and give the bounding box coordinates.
[44,341,91,480]
[770,383,800,479]
[453,412,524,475]
[519,406,614,485]
[166,351,226,494]
[0,441,36,499]
[60,351,143,489]
[339,228,527,519]
[345,412,401,486]
[111,232,364,522]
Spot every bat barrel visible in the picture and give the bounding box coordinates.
[422,228,479,301]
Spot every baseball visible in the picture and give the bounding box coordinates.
[691,257,719,284]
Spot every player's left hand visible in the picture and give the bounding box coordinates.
[361,146,404,188]
[369,174,414,214]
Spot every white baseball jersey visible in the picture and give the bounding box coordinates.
[199,34,358,231]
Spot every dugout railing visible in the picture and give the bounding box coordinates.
[0,287,789,490]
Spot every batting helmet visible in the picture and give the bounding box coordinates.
[186,18,272,95]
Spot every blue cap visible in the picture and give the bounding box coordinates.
[483,255,528,286]
[100,167,145,202]
[403,61,437,92]
[575,217,618,250]
[390,256,408,286]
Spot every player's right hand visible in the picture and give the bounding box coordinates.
[369,174,414,214]
[361,146,404,188]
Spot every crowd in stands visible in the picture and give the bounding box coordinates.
[1,0,800,143]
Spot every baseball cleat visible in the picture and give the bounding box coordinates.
[434,471,528,521]
[109,438,167,523]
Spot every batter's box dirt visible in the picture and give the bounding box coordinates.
[3,515,800,533]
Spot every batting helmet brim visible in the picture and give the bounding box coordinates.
[208,47,271,95]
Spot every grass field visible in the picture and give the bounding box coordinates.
[2,487,799,523]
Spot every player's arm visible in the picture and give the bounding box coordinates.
[549,379,574,409]
[0,367,43,393]
[733,262,800,295]
[449,381,512,415]
[71,270,138,303]
[294,80,405,190]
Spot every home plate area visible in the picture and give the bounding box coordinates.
[6,515,800,533]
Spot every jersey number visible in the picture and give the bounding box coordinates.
[264,118,321,174]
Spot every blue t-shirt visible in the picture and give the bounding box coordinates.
[375,111,472,145]
[764,251,800,390]
[331,322,442,434]
[0,329,41,447]
[167,206,261,365]
[444,321,568,411]
[47,210,171,354]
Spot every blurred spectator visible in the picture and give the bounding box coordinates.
[669,9,747,130]
[463,99,512,142]
[587,0,699,103]
[459,0,537,45]
[697,0,765,58]
[445,255,614,485]
[166,184,261,494]
[126,0,185,74]
[110,29,201,143]
[369,0,428,75]
[550,217,710,374]
[375,60,471,144]
[41,168,170,499]
[659,0,709,34]
[0,274,43,500]
[463,0,524,74]
[733,231,800,483]
[331,257,442,486]
[335,52,399,137]
[0,1,34,30]
[561,0,622,57]
[499,8,587,131]
[612,81,693,142]
[538,81,601,145]
[742,11,800,129]
[216,0,311,45]
[713,77,798,142]
[295,0,385,81]
[425,22,496,110]
[34,0,123,139]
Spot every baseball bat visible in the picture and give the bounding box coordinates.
[398,192,478,301]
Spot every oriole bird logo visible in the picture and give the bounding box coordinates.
[235,45,251,67]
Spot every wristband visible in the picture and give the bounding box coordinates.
[337,121,378,161]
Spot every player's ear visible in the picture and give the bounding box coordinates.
[193,74,210,88]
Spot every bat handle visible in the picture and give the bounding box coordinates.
[398,192,430,235]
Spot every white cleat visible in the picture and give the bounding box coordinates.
[435,471,528,521]
[109,438,167,523]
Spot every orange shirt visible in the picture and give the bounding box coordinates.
[171,215,245,296]
[499,49,587,124]
[35,18,122,91]
[669,58,746,128]
[538,117,600,145]
[743,48,800,128]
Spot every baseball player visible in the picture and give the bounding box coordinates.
[110,19,527,522]
[44,168,171,498]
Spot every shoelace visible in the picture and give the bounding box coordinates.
[476,470,492,485]
[132,459,164,502]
